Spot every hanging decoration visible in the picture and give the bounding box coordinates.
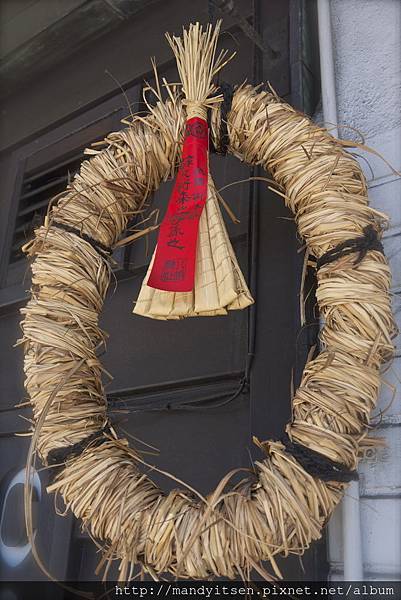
[20,22,396,582]
[134,22,254,318]
[134,175,254,319]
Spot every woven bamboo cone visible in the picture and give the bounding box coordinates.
[20,22,397,582]
[133,21,253,319]
[134,176,254,318]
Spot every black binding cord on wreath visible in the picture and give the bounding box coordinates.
[280,433,358,483]
[46,425,357,484]
[47,425,112,479]
[291,227,383,482]
[51,221,113,257]
[316,224,384,269]
[208,82,234,155]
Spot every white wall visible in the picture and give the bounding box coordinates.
[326,0,401,581]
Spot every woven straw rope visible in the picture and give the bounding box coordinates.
[21,84,397,581]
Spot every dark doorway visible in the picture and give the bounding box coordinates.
[0,0,324,582]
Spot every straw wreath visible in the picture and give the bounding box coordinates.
[19,22,397,582]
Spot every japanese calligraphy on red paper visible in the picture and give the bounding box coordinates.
[147,117,209,292]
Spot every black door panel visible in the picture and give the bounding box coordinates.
[0,0,326,582]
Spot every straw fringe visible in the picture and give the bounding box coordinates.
[21,78,397,580]
[166,20,234,119]
[133,177,254,319]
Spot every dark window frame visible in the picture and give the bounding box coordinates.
[0,86,141,311]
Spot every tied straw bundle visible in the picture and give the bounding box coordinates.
[20,22,397,582]
[135,21,253,318]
